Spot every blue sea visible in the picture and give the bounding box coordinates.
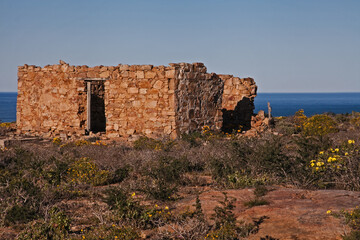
[254,93,360,117]
[0,92,360,122]
[0,92,17,122]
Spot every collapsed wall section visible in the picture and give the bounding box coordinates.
[220,75,257,132]
[171,63,224,134]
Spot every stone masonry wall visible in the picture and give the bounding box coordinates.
[17,61,257,139]
[17,61,177,139]
[104,64,177,139]
[17,63,87,137]
[171,63,224,135]
[220,75,257,132]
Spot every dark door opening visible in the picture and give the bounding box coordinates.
[87,80,106,133]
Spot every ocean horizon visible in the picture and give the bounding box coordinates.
[1,92,360,122]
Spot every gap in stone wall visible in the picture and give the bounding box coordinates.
[89,81,106,133]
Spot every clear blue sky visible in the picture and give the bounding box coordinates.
[0,0,359,92]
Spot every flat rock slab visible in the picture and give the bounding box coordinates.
[0,137,42,148]
[177,187,360,239]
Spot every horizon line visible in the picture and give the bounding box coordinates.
[1,91,360,94]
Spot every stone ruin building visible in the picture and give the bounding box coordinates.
[16,61,258,139]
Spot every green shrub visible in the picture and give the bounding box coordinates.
[302,114,338,137]
[67,157,109,186]
[42,158,69,186]
[309,139,360,190]
[244,198,269,208]
[79,225,139,240]
[103,187,172,228]
[207,192,266,239]
[253,184,268,198]
[211,192,237,229]
[4,204,38,226]
[143,156,188,200]
[329,205,360,240]
[17,207,70,240]
[108,165,131,184]
[227,171,269,189]
[350,116,360,128]
[133,136,163,150]
[103,188,144,221]
[181,132,203,147]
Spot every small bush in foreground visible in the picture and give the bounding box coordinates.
[143,156,188,200]
[67,157,109,186]
[310,140,360,190]
[206,192,266,239]
[78,225,139,240]
[17,207,70,240]
[329,206,360,240]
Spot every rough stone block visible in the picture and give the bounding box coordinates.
[127,87,139,94]
[165,70,176,78]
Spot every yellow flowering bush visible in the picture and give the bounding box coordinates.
[302,114,337,137]
[350,116,360,128]
[75,139,90,146]
[67,157,109,186]
[52,137,62,145]
[0,122,11,128]
[310,140,360,189]
[294,109,307,130]
[329,206,360,239]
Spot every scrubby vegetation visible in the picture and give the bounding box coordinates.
[1,111,360,239]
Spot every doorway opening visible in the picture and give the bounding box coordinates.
[86,80,106,134]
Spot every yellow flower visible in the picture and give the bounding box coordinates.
[165,206,169,210]
[348,140,355,144]
[131,192,136,197]
[319,151,324,155]
[311,163,315,167]
[315,167,319,171]
[335,148,339,152]
[326,210,332,214]
[345,152,349,156]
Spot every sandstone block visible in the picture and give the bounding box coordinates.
[139,88,147,94]
[136,71,145,78]
[145,100,157,108]
[127,87,138,94]
[165,70,176,78]
[145,71,157,78]
[100,71,110,78]
[153,80,163,89]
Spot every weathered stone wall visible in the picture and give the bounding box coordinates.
[17,61,257,139]
[17,63,87,137]
[17,62,177,139]
[171,63,223,134]
[220,75,257,132]
[104,64,177,139]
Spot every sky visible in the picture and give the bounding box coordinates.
[0,0,359,92]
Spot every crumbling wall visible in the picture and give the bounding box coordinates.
[17,61,257,139]
[172,63,223,134]
[220,75,257,132]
